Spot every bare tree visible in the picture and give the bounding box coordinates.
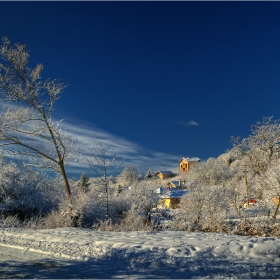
[0,37,75,212]
[87,142,123,221]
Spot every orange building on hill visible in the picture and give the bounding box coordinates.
[179,157,200,173]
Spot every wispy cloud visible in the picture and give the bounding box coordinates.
[0,101,181,177]
[179,120,199,127]
[60,118,180,176]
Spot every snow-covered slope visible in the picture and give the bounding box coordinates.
[1,228,280,278]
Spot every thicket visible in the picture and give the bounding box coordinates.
[0,158,160,231]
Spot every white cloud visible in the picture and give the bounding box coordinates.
[60,118,180,176]
[180,120,199,127]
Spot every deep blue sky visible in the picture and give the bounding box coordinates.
[1,2,280,176]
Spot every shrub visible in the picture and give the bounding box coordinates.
[0,159,46,220]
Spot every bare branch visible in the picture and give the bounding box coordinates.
[0,37,75,212]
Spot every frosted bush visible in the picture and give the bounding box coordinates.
[0,159,47,220]
[91,180,160,231]
[43,182,122,228]
[119,204,153,231]
[0,214,21,228]
[42,184,93,228]
[171,182,229,232]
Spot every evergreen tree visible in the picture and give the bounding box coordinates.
[145,169,153,180]
[78,173,90,192]
[117,184,123,195]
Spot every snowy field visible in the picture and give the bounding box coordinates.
[1,228,280,279]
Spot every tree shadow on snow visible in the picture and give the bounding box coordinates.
[0,249,280,279]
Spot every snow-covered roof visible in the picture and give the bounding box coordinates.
[169,180,188,187]
[157,170,174,175]
[160,188,189,199]
[179,157,200,163]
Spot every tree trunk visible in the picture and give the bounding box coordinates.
[59,161,72,204]
[59,161,81,227]
[105,183,109,221]
[104,169,109,221]
[272,195,280,222]
[244,167,249,207]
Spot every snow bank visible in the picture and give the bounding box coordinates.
[1,228,280,278]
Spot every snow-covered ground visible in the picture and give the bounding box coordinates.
[1,227,280,278]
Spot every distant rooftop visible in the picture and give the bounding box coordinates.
[160,188,189,199]
[180,157,200,162]
[157,170,174,174]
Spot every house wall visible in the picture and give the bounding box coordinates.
[179,159,188,172]
[163,198,171,208]
[156,173,174,180]
[156,173,163,180]
[163,198,181,209]
[162,173,173,179]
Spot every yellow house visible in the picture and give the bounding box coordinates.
[156,186,189,209]
[179,157,200,173]
[156,170,174,180]
[161,197,181,209]
[160,188,189,209]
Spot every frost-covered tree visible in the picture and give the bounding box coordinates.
[0,37,76,217]
[87,142,123,221]
[261,160,280,221]
[119,180,159,230]
[171,157,233,231]
[231,117,280,193]
[186,157,232,186]
[223,167,255,220]
[78,173,90,193]
[173,181,228,232]
[117,165,139,187]
[229,117,280,218]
